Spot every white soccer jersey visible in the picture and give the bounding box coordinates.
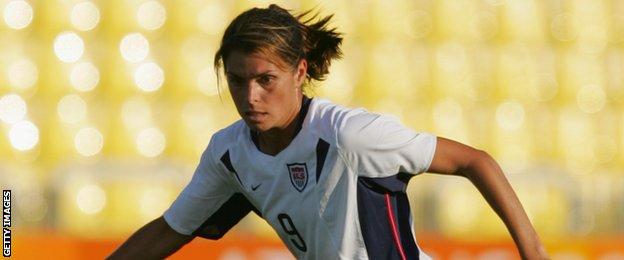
[164,97,437,260]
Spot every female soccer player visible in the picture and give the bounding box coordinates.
[109,4,548,260]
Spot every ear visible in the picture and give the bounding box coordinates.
[294,59,308,87]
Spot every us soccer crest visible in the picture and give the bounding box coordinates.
[287,163,308,192]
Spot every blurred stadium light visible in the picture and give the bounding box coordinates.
[0,0,623,259]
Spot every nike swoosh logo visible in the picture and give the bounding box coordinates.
[251,183,262,191]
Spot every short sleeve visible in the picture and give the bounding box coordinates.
[163,139,236,236]
[337,111,437,178]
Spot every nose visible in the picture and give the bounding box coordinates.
[245,81,261,104]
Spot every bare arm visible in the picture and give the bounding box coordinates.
[427,137,548,260]
[107,216,195,259]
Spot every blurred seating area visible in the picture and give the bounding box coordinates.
[0,0,623,251]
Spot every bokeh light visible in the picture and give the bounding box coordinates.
[70,62,100,92]
[139,188,170,219]
[593,135,617,164]
[197,67,218,96]
[322,62,354,104]
[529,74,558,102]
[403,10,432,39]
[576,84,606,114]
[74,127,104,157]
[3,1,624,257]
[134,62,164,92]
[182,100,214,133]
[197,3,227,35]
[136,127,166,157]
[70,1,100,31]
[484,0,506,6]
[76,184,106,215]
[472,11,498,41]
[496,101,525,131]
[57,94,87,124]
[550,13,578,42]
[7,59,38,90]
[439,185,481,235]
[613,15,624,44]
[54,32,85,62]
[433,98,463,130]
[3,0,33,29]
[9,120,39,151]
[121,96,152,130]
[137,1,166,30]
[577,25,608,55]
[559,111,596,174]
[0,94,27,124]
[119,33,149,63]
[436,42,467,72]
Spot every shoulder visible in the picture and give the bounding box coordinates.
[202,120,247,163]
[307,98,367,124]
[306,98,383,149]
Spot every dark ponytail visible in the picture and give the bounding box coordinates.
[214,4,343,86]
[296,9,343,81]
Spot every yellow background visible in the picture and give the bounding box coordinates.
[0,0,623,258]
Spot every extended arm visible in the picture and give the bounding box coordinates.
[107,216,194,259]
[427,137,548,260]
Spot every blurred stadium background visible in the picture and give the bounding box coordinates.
[0,0,623,259]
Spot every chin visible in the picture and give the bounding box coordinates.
[245,120,271,132]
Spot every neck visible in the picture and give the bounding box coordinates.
[253,96,308,156]
[256,114,299,155]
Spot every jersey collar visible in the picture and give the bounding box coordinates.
[250,95,312,154]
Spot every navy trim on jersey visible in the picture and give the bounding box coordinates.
[250,95,312,151]
[396,192,419,258]
[220,150,243,186]
[357,173,420,260]
[294,95,312,135]
[192,193,259,239]
[315,138,330,183]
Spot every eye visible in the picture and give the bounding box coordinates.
[257,75,274,86]
[227,76,244,86]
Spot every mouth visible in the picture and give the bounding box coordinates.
[244,111,268,122]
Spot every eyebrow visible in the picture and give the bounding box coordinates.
[226,70,276,79]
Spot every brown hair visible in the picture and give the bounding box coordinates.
[214,4,343,88]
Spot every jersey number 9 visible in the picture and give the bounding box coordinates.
[277,213,307,252]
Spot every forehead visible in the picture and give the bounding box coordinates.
[224,50,288,77]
